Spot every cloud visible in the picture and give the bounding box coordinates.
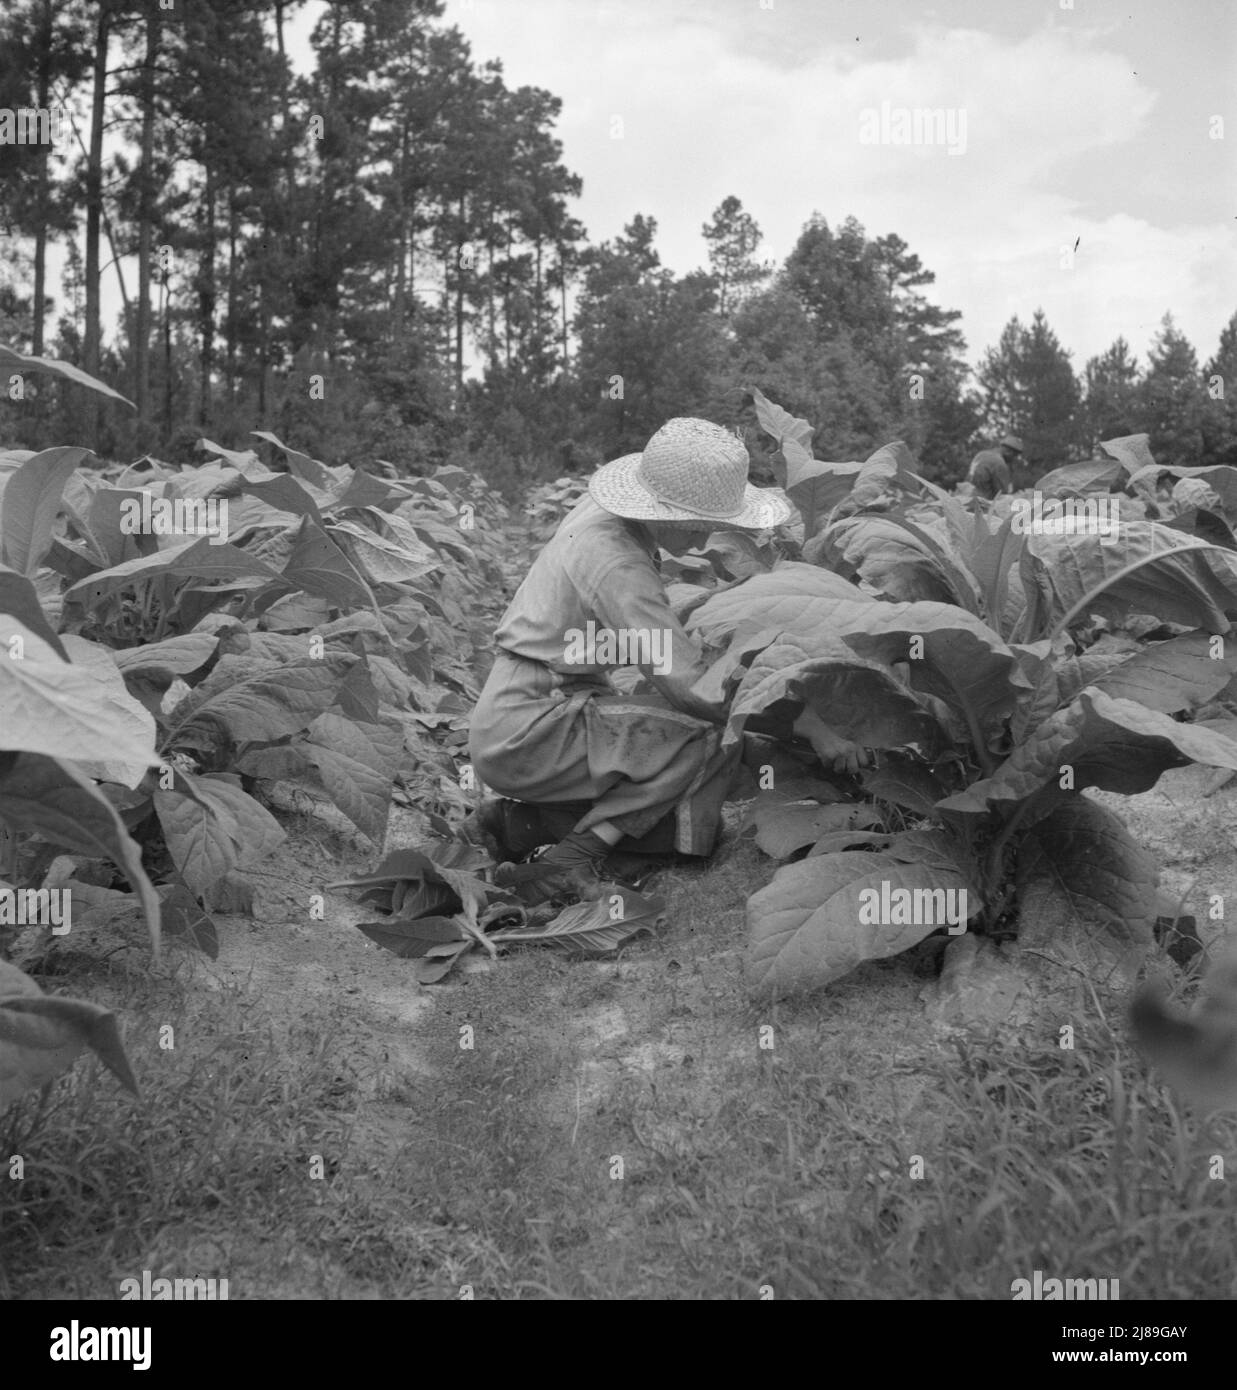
[448,1,1233,366]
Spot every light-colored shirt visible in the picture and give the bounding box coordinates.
[493,494,719,718]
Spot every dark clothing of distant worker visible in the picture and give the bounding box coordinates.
[968,448,1012,500]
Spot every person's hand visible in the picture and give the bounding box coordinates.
[810,727,872,775]
[793,707,872,775]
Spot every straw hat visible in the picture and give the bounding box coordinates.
[589,418,793,530]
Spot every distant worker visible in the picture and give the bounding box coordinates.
[967,434,1024,500]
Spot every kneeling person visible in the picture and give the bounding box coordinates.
[468,418,789,901]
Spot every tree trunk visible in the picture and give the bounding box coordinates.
[198,164,216,428]
[273,0,291,127]
[559,249,569,373]
[84,0,112,446]
[257,278,268,423]
[504,216,512,372]
[486,209,496,368]
[225,188,239,404]
[31,0,53,356]
[161,270,173,440]
[455,195,466,389]
[393,120,408,329]
[534,233,543,366]
[134,4,159,428]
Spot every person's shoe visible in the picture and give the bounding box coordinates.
[464,799,508,859]
[602,849,679,890]
[494,858,604,905]
[494,829,611,905]
[467,798,582,860]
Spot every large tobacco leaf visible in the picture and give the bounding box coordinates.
[829,601,1031,756]
[686,563,869,651]
[112,632,218,680]
[0,959,140,1112]
[751,388,854,537]
[153,773,285,904]
[0,447,91,576]
[746,829,980,999]
[0,345,133,407]
[210,470,327,525]
[0,625,159,772]
[1087,631,1237,713]
[692,570,1029,764]
[301,710,403,844]
[487,887,666,954]
[250,429,335,489]
[356,914,465,959]
[939,688,1237,813]
[816,512,981,609]
[1020,522,1237,639]
[58,636,159,788]
[281,516,378,613]
[745,798,884,859]
[164,652,354,745]
[1014,795,1159,952]
[1127,462,1237,523]
[723,635,949,756]
[0,562,71,659]
[0,754,161,952]
[328,520,441,586]
[330,844,495,922]
[1033,457,1126,498]
[65,536,284,605]
[860,753,955,817]
[1009,631,1237,747]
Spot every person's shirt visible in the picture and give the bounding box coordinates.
[967,448,1012,498]
[493,494,721,721]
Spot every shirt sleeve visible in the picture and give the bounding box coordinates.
[576,551,724,722]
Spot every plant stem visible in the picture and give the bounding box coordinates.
[982,798,1035,901]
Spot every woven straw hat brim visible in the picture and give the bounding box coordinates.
[589,453,794,530]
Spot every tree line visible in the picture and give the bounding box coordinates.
[1,0,1234,493]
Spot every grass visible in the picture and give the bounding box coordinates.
[2,839,1235,1299]
[0,953,364,1298]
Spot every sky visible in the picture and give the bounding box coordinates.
[284,0,1236,373]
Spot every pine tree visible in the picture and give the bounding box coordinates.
[0,0,91,358]
[573,215,726,458]
[701,196,770,317]
[1200,312,1237,466]
[1020,310,1081,467]
[769,213,973,475]
[1081,336,1142,450]
[1138,313,1206,466]
[978,309,1080,471]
